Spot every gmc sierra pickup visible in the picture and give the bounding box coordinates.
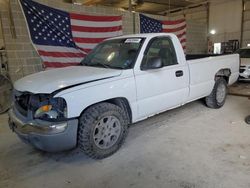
[9,33,239,159]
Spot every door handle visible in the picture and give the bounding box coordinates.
[175,70,183,77]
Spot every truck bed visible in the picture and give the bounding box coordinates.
[186,54,239,103]
[186,54,224,60]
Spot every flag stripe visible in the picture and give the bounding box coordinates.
[176,32,186,39]
[71,25,122,32]
[38,50,85,58]
[162,19,186,25]
[41,56,83,63]
[71,19,122,27]
[75,43,98,49]
[179,36,186,42]
[73,37,106,44]
[162,21,186,30]
[44,62,80,68]
[70,13,122,22]
[78,47,93,53]
[162,25,187,33]
[180,38,186,44]
[36,45,84,53]
[72,30,123,38]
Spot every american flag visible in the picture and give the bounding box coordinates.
[20,0,123,68]
[140,14,186,50]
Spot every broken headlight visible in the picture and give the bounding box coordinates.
[34,97,67,120]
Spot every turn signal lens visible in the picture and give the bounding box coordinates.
[41,105,52,112]
[35,105,52,118]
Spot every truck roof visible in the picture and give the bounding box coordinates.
[109,33,177,40]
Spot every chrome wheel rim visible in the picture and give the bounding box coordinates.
[216,83,226,103]
[93,116,121,149]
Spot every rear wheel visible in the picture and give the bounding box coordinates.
[78,102,129,159]
[205,78,227,109]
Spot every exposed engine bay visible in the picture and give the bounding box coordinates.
[13,90,67,121]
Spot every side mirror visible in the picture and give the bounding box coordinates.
[141,57,163,70]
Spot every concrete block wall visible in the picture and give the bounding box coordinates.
[0,0,43,81]
[0,0,208,81]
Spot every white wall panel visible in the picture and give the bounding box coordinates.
[209,0,242,43]
[243,1,250,47]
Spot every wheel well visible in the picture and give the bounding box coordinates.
[79,97,132,124]
[105,97,132,124]
[215,69,231,83]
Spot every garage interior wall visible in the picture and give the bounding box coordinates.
[209,0,243,44]
[0,0,208,81]
[242,0,250,47]
[171,6,208,54]
[0,20,4,49]
[0,0,7,49]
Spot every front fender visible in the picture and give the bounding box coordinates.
[55,73,137,122]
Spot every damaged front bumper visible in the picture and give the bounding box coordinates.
[8,108,78,152]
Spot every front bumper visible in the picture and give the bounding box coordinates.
[8,108,78,152]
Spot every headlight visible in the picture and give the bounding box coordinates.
[34,97,67,120]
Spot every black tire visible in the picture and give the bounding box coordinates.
[78,102,129,159]
[205,78,227,109]
[245,116,250,124]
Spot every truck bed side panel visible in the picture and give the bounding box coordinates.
[186,54,239,103]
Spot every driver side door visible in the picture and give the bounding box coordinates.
[134,37,189,119]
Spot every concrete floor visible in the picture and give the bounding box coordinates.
[1,96,250,188]
[229,82,250,97]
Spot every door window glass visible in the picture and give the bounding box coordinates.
[142,37,178,68]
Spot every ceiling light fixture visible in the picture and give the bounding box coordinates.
[210,29,216,35]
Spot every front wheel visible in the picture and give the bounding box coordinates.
[205,78,227,109]
[78,102,129,159]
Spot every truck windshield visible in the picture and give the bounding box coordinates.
[236,49,250,58]
[81,38,144,69]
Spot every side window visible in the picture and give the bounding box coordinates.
[142,37,178,68]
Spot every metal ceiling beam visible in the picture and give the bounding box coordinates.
[72,0,208,15]
[160,1,208,14]
[142,0,186,8]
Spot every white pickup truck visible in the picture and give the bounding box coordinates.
[9,33,239,159]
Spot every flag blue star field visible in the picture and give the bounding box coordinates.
[140,14,186,50]
[20,0,123,68]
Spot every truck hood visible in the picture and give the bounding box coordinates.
[241,58,250,66]
[14,66,122,94]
